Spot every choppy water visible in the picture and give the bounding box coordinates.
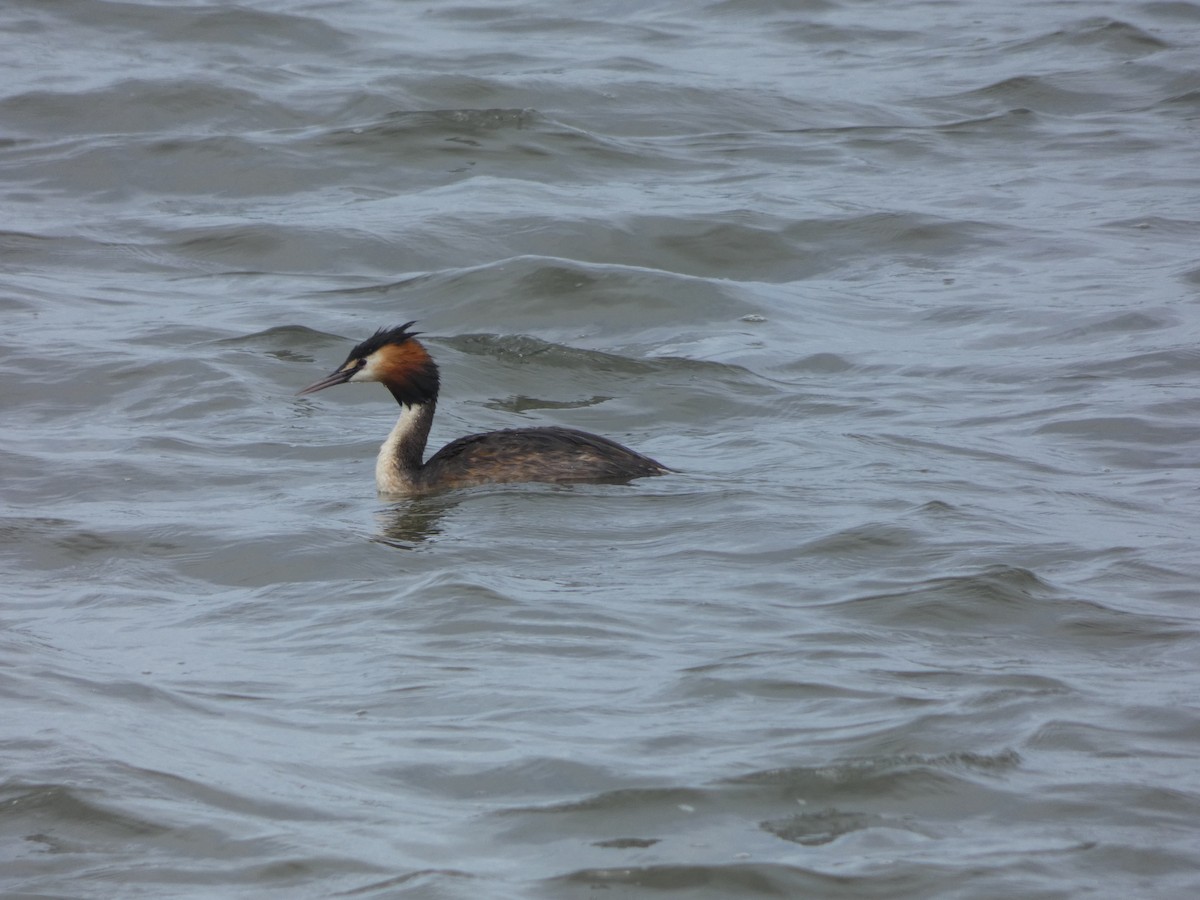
[4,1,1200,897]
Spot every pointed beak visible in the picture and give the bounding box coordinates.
[297,365,354,396]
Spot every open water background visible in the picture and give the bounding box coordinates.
[4,1,1200,897]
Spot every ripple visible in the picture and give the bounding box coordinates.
[824,566,1197,650]
[548,862,848,896]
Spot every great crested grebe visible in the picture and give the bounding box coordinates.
[298,323,671,494]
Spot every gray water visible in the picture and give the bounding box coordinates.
[4,1,1200,897]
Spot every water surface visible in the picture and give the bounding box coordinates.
[3,1,1200,897]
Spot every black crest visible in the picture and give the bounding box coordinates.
[347,321,421,362]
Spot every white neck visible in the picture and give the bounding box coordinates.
[375,403,432,494]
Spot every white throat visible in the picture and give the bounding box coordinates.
[375,404,424,494]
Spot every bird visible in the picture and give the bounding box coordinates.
[297,323,671,494]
